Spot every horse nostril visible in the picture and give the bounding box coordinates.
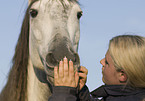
[45,52,80,68]
[74,55,77,63]
[46,53,57,67]
[74,58,77,62]
[73,53,80,67]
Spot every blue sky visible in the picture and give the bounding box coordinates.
[0,0,145,92]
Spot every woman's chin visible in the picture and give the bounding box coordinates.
[102,77,105,84]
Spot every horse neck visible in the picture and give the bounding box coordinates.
[27,58,52,101]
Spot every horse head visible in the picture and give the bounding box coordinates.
[29,0,82,84]
[0,0,82,101]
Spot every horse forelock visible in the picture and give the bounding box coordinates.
[29,0,79,8]
[29,0,78,3]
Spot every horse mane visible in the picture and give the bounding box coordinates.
[0,5,30,101]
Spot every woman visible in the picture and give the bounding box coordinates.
[48,35,145,101]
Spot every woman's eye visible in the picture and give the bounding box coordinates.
[77,11,83,19]
[105,60,108,65]
[29,9,38,18]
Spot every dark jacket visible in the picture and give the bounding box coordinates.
[48,85,145,101]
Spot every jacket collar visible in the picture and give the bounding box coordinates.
[91,85,145,98]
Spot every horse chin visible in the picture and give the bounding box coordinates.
[42,59,54,85]
[41,57,54,77]
[46,75,54,86]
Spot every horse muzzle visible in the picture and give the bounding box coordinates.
[41,37,80,85]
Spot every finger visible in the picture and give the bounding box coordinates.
[80,79,86,85]
[79,72,87,79]
[79,73,87,90]
[79,79,86,90]
[79,73,87,84]
[79,66,88,75]
[54,66,59,86]
[75,71,79,86]
[69,60,75,77]
[64,57,69,77]
[54,66,59,79]
[59,60,64,78]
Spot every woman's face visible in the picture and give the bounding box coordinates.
[100,51,121,85]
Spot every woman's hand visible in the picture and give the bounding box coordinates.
[54,57,88,90]
[78,66,88,90]
[54,57,79,87]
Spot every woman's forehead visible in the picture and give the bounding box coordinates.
[105,51,113,61]
[105,51,109,58]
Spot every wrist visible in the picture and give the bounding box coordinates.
[53,86,77,96]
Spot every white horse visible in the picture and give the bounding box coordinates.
[0,0,82,101]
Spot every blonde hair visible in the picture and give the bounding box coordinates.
[108,35,145,88]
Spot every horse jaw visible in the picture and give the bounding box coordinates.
[27,58,51,101]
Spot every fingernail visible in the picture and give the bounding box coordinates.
[60,60,63,64]
[64,56,67,60]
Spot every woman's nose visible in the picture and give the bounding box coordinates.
[100,58,105,66]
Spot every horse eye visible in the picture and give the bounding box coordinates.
[29,9,38,18]
[77,11,83,19]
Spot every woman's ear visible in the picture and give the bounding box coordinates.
[119,70,127,83]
